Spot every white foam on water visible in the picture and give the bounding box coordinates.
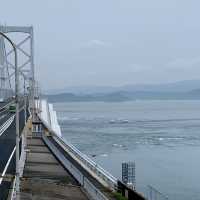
[100,154,108,157]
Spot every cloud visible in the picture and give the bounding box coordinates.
[127,63,153,72]
[82,39,110,48]
[165,57,200,69]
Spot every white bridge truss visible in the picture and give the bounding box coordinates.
[0,25,35,99]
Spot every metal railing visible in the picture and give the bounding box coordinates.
[0,99,15,112]
[42,134,109,200]
[84,177,109,200]
[10,115,30,200]
[10,176,16,200]
[0,115,15,136]
[38,110,117,191]
[54,135,117,190]
[146,185,168,200]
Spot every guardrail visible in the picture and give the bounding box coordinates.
[10,176,16,200]
[146,185,168,200]
[38,112,117,191]
[0,115,15,136]
[54,134,117,190]
[42,134,109,200]
[10,114,30,200]
[0,100,14,111]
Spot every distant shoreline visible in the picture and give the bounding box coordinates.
[44,80,200,103]
[44,91,200,103]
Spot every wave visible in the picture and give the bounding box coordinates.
[109,119,129,124]
[136,118,200,123]
[112,143,125,148]
[100,154,108,157]
[58,116,81,121]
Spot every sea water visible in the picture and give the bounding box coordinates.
[53,100,200,200]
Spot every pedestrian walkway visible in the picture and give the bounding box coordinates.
[19,134,89,200]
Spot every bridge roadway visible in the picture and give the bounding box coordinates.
[0,100,26,200]
[0,98,14,110]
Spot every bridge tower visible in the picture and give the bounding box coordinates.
[0,28,10,99]
[0,25,35,111]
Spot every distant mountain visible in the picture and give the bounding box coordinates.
[187,88,200,97]
[44,89,200,103]
[43,91,131,102]
[44,80,200,95]
[43,80,200,102]
[44,86,117,95]
[120,80,200,93]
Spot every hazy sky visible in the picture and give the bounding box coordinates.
[1,0,200,90]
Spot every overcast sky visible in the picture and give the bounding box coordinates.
[1,0,200,90]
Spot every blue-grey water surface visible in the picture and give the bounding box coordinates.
[53,100,200,200]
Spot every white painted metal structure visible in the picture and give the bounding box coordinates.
[0,25,35,105]
[122,162,136,189]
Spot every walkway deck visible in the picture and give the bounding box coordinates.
[19,135,89,200]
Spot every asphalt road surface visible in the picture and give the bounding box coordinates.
[0,101,26,200]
